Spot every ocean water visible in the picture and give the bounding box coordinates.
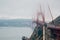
[0,27,33,40]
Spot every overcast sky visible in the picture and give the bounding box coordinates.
[0,0,60,19]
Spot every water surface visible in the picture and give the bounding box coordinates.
[0,27,33,40]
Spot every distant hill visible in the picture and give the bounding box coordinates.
[0,19,32,27]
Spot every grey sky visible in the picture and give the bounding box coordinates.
[0,0,60,19]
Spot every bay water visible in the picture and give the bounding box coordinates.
[0,27,33,40]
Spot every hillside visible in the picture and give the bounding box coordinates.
[0,19,32,27]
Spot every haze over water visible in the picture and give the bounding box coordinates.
[0,27,33,40]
